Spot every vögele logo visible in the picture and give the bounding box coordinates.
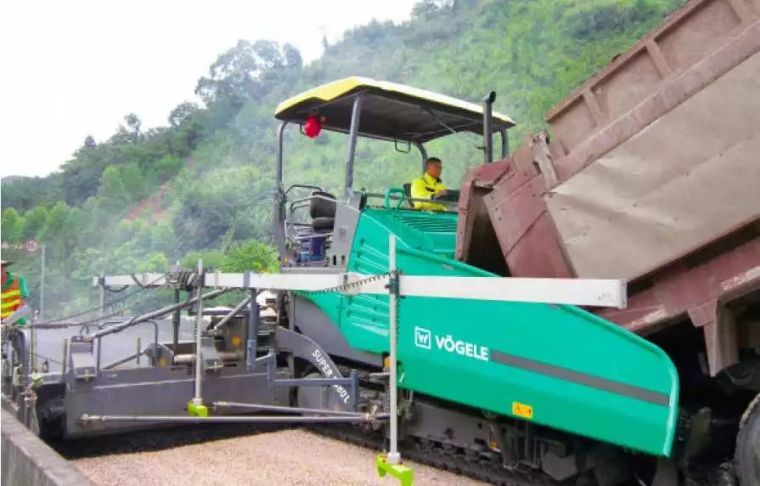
[413,326,490,361]
[414,326,432,349]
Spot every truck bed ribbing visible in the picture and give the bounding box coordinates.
[456,0,760,376]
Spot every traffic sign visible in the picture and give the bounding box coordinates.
[25,240,39,253]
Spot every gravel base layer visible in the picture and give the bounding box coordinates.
[72,428,487,486]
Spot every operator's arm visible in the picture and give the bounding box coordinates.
[434,182,448,199]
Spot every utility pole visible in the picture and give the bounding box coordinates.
[39,244,46,320]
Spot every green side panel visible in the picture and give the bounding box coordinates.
[305,209,458,324]
[338,208,462,354]
[397,278,678,457]
[305,207,679,457]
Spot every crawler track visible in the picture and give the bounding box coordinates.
[312,424,560,486]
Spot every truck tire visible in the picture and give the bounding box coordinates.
[736,393,760,485]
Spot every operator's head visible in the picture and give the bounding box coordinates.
[425,157,442,179]
[1,260,10,280]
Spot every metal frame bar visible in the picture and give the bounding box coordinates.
[274,121,289,255]
[85,288,227,342]
[387,236,401,464]
[363,191,457,211]
[206,272,626,308]
[345,95,364,198]
[213,401,367,417]
[96,319,159,372]
[482,91,496,163]
[211,296,252,333]
[79,414,387,424]
[172,288,181,350]
[93,273,166,288]
[500,128,509,158]
[414,142,428,173]
[275,121,288,189]
[192,260,204,406]
[247,283,259,370]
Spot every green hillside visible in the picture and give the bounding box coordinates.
[1,0,683,316]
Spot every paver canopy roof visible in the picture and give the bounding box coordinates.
[275,76,514,144]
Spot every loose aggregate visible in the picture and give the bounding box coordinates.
[73,428,486,485]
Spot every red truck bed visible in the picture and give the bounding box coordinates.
[457,0,760,375]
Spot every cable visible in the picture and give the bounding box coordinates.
[28,351,63,366]
[36,274,167,324]
[75,281,172,327]
[36,241,278,325]
[105,285,129,293]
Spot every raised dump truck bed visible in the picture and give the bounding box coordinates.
[457,0,760,376]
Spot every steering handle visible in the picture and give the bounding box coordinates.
[384,187,407,210]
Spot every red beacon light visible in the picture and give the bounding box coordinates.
[304,115,322,139]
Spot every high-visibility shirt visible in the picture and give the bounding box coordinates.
[410,172,447,211]
[2,272,28,325]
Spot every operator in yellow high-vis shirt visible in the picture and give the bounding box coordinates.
[1,260,29,326]
[410,157,448,211]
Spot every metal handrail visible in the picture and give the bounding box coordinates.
[283,184,324,197]
[364,191,457,210]
[285,193,340,248]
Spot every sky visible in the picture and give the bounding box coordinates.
[0,0,415,178]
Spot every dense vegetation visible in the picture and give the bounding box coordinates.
[1,0,683,316]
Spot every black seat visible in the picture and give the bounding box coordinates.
[312,217,335,231]
[310,191,336,232]
[403,183,412,198]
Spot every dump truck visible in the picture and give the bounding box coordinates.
[457,0,760,482]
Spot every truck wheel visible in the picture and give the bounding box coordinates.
[735,394,760,485]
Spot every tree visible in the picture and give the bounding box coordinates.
[110,113,143,144]
[283,43,303,71]
[137,252,169,273]
[155,155,184,182]
[1,208,26,242]
[411,0,453,19]
[124,113,142,134]
[169,101,199,127]
[195,39,303,106]
[221,240,278,272]
[118,163,145,202]
[39,202,69,238]
[1,175,64,211]
[23,206,49,239]
[83,135,97,148]
[181,249,226,269]
[97,166,130,212]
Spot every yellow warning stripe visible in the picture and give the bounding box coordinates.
[2,299,20,310]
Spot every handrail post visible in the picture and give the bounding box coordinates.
[387,235,401,465]
[345,95,364,198]
[190,259,206,416]
[482,91,496,163]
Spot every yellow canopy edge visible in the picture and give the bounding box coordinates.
[275,76,514,125]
